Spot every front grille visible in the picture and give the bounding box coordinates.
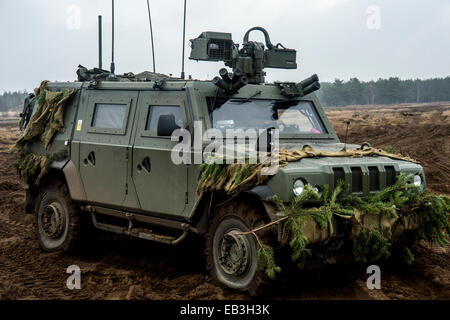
[333,167,345,187]
[368,166,379,191]
[385,166,396,186]
[351,167,363,192]
[332,165,396,194]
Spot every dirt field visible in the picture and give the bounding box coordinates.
[0,102,449,300]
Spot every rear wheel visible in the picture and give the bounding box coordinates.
[35,181,82,252]
[205,200,275,296]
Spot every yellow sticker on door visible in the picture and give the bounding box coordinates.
[76,120,82,131]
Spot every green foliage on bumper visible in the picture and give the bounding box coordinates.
[256,174,450,277]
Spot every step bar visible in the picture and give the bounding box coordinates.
[84,205,192,245]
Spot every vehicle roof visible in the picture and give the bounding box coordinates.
[46,79,282,91]
[45,79,316,103]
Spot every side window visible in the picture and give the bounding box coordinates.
[145,105,182,136]
[92,103,127,129]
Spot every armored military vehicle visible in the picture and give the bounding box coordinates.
[17,27,427,295]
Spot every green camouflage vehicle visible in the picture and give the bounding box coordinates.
[17,27,436,296]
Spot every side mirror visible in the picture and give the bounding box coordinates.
[157,114,180,137]
[256,127,275,153]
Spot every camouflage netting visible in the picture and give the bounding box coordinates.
[14,81,76,150]
[15,150,68,186]
[256,175,450,279]
[134,71,170,81]
[12,81,76,185]
[197,145,419,196]
[76,65,170,82]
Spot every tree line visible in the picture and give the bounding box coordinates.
[1,77,450,111]
[317,77,450,107]
[0,91,28,112]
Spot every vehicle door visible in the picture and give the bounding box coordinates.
[78,90,138,207]
[132,91,189,217]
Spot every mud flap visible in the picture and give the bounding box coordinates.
[25,189,35,214]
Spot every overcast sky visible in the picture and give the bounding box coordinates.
[0,0,449,93]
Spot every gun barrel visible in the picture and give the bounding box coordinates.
[231,75,248,92]
[302,81,321,96]
[232,68,244,83]
[219,68,232,84]
[213,76,230,91]
[298,74,319,89]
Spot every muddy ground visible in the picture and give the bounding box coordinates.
[0,102,449,300]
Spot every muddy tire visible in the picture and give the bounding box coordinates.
[205,200,276,296]
[35,181,82,252]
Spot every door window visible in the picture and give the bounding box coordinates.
[145,105,182,135]
[92,103,127,129]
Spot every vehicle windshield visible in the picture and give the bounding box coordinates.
[210,99,327,134]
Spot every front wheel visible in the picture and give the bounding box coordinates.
[205,200,275,296]
[35,181,82,252]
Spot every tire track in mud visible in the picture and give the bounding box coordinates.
[0,243,91,300]
[0,214,32,233]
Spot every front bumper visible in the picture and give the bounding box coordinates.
[265,205,421,245]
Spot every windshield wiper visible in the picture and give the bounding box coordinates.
[235,90,262,104]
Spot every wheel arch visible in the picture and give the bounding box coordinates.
[26,160,86,213]
[190,184,274,235]
[61,160,86,202]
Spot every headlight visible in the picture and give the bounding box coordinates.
[293,179,305,196]
[313,186,322,197]
[413,175,422,187]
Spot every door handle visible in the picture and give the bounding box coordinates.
[84,151,96,166]
[138,157,151,173]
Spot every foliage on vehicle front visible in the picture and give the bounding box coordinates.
[256,174,450,279]
[197,145,419,196]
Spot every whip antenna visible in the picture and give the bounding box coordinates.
[146,0,156,73]
[110,0,116,74]
[180,0,187,79]
[98,15,103,69]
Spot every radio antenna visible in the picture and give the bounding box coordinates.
[180,0,187,79]
[110,0,116,74]
[146,0,156,73]
[98,15,103,69]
